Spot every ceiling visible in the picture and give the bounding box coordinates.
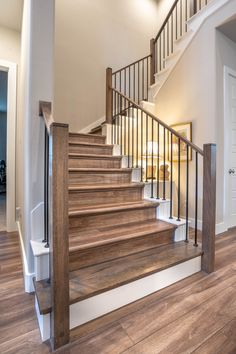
[0,71,8,112]
[0,0,23,32]
[218,15,236,43]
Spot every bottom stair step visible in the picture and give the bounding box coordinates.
[34,241,202,315]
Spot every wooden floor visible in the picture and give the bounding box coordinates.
[0,229,236,353]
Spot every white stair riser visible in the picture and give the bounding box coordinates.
[36,256,201,342]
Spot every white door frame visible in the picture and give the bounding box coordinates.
[0,60,17,232]
[223,65,236,230]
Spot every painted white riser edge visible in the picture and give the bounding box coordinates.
[37,256,201,341]
[35,298,50,342]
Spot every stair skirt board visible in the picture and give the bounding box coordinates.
[36,256,201,342]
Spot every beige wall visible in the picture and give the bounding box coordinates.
[153,0,236,230]
[54,0,164,131]
[0,25,21,64]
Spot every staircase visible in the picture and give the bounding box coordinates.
[33,0,218,350]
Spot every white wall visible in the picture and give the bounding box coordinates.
[54,0,164,131]
[153,0,236,230]
[17,0,54,284]
[0,25,21,63]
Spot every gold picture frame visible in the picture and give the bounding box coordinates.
[168,122,192,162]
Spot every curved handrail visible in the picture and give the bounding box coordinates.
[39,101,54,133]
[154,0,179,43]
[112,88,203,156]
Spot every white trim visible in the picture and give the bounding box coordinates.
[37,255,201,342]
[79,116,105,134]
[188,218,228,235]
[223,66,236,230]
[0,60,17,232]
[17,221,35,293]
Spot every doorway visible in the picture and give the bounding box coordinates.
[0,71,7,231]
[0,60,17,232]
[224,66,236,229]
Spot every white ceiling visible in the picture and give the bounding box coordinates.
[0,0,23,32]
[0,71,8,112]
[218,15,236,43]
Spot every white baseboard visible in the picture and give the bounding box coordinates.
[17,221,35,293]
[79,116,105,134]
[38,255,201,342]
[188,218,228,235]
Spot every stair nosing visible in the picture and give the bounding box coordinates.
[69,200,159,217]
[68,182,144,192]
[69,142,113,148]
[69,153,122,159]
[68,168,132,173]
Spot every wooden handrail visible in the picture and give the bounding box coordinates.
[112,88,204,156]
[39,101,54,133]
[112,54,151,75]
[154,0,179,42]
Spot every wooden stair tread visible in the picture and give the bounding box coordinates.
[69,200,159,216]
[69,142,113,148]
[69,153,122,159]
[34,242,202,314]
[69,219,175,251]
[69,132,104,139]
[69,168,131,173]
[68,182,144,192]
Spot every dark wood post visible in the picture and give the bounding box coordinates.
[150,38,155,85]
[49,122,70,350]
[106,67,113,124]
[201,144,216,273]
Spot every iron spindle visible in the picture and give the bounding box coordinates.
[163,127,166,200]
[177,137,181,221]
[141,110,144,182]
[146,114,148,182]
[136,108,139,168]
[194,151,199,247]
[132,105,134,168]
[169,132,173,219]
[185,144,189,242]
[151,119,154,198]
[156,123,160,199]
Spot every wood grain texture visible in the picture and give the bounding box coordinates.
[49,123,70,349]
[68,154,122,169]
[69,132,106,144]
[202,144,216,273]
[69,168,132,186]
[1,229,236,353]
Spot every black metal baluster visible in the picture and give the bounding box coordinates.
[156,123,160,199]
[133,64,136,102]
[177,137,181,221]
[167,20,170,57]
[138,61,140,103]
[114,90,117,144]
[43,127,49,248]
[129,66,131,99]
[146,58,149,100]
[151,119,154,198]
[120,96,123,155]
[171,13,174,54]
[163,127,166,200]
[146,114,148,182]
[163,28,165,68]
[169,132,173,219]
[124,97,127,155]
[141,110,143,182]
[185,0,188,32]
[132,105,134,168]
[186,144,189,242]
[128,103,130,168]
[160,36,162,71]
[136,108,139,168]
[194,151,198,246]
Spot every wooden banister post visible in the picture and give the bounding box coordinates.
[49,122,70,350]
[106,67,113,124]
[150,38,155,85]
[201,144,216,273]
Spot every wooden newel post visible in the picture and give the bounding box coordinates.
[49,123,70,350]
[106,67,113,124]
[150,38,155,86]
[202,144,216,273]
